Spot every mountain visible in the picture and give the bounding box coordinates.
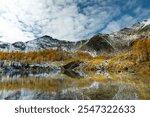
[0,19,150,53]
[0,35,82,52]
[80,19,150,53]
[80,34,114,53]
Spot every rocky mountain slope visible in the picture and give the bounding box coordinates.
[80,19,150,53]
[0,35,84,52]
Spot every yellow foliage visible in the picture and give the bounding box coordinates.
[107,38,150,73]
[82,57,105,71]
[0,49,71,64]
[132,38,150,63]
[71,51,92,59]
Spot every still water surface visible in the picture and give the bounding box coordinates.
[0,71,149,100]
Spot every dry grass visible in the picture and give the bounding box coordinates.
[83,59,104,71]
[107,38,150,74]
[0,49,71,64]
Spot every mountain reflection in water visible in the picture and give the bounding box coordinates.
[0,70,149,100]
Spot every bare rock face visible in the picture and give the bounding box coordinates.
[80,34,114,53]
[0,43,10,50]
[12,42,26,50]
[62,60,83,70]
[25,35,77,52]
[0,35,80,52]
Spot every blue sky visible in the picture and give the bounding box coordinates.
[0,0,150,43]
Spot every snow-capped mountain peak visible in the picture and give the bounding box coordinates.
[132,19,150,30]
[141,18,150,27]
[0,35,79,52]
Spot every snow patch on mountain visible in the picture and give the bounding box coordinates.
[141,19,150,27]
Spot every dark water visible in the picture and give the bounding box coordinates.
[0,70,150,100]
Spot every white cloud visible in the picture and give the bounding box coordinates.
[0,0,149,43]
[134,7,150,19]
[0,17,35,43]
[102,21,120,33]
[0,0,122,43]
[125,0,138,9]
[102,15,137,34]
